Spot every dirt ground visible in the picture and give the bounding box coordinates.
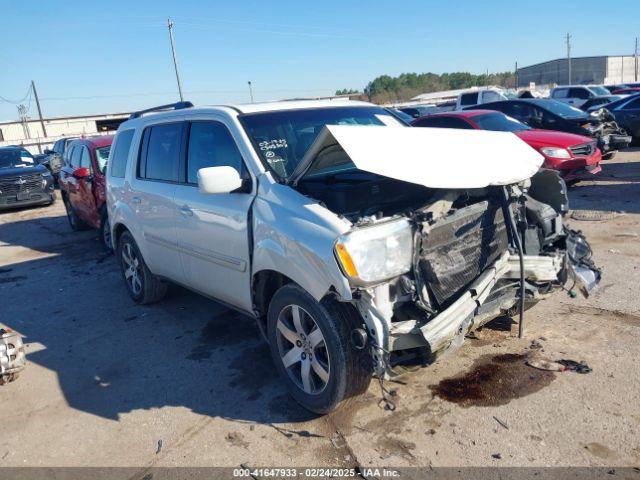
[1,150,639,471]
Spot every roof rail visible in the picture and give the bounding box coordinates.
[129,101,193,119]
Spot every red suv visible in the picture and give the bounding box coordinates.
[59,135,114,249]
[411,110,602,182]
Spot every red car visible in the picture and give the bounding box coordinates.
[612,88,640,95]
[411,110,602,182]
[58,135,113,249]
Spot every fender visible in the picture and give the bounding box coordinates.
[251,179,352,302]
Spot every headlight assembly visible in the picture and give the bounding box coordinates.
[335,218,413,285]
[540,147,571,159]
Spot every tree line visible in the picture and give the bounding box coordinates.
[336,71,516,104]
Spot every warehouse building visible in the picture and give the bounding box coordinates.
[0,112,130,153]
[517,55,639,88]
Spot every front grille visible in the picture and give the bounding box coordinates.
[418,201,508,306]
[0,173,42,195]
[569,142,595,157]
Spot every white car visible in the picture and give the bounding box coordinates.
[550,85,611,107]
[456,88,509,110]
[107,99,600,414]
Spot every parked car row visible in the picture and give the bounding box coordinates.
[411,110,602,182]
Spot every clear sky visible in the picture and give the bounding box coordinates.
[1,0,639,121]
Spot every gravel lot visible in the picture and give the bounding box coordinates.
[1,150,639,470]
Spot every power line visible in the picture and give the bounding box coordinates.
[0,85,32,105]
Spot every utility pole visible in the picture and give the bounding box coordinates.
[17,105,31,140]
[566,33,572,85]
[515,60,518,89]
[167,18,184,102]
[247,81,254,103]
[31,80,47,139]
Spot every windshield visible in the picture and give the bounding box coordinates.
[95,146,111,174]
[472,113,530,132]
[0,149,36,169]
[528,99,587,118]
[241,106,402,179]
[588,86,610,96]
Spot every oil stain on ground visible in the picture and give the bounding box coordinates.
[186,311,258,361]
[430,353,555,407]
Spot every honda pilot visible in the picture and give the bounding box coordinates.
[107,100,600,414]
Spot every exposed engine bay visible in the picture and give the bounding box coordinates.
[589,108,632,154]
[297,167,601,378]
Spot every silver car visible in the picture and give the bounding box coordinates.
[107,99,599,414]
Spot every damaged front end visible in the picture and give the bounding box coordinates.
[294,125,601,378]
[350,172,600,377]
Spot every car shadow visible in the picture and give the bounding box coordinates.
[0,214,317,426]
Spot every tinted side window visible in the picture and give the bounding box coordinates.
[110,129,135,178]
[54,140,64,154]
[80,146,92,171]
[460,93,478,106]
[141,123,182,182]
[552,88,568,99]
[186,122,245,184]
[413,117,473,129]
[70,145,82,168]
[569,88,590,99]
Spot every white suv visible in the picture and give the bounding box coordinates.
[107,100,599,413]
[550,85,611,107]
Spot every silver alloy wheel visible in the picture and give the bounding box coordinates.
[275,304,330,395]
[121,242,142,295]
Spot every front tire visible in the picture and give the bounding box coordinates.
[267,284,371,414]
[116,231,167,304]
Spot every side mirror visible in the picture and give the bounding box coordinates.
[197,166,243,194]
[44,149,54,154]
[73,167,91,179]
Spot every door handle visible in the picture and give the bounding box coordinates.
[132,196,141,204]
[179,205,193,217]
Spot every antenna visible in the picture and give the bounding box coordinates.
[167,18,184,102]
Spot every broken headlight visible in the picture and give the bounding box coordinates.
[335,218,413,285]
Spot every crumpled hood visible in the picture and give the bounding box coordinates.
[291,125,544,189]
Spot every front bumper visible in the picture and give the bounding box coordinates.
[357,244,598,363]
[0,191,55,210]
[599,133,632,153]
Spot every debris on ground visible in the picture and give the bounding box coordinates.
[525,358,565,372]
[0,328,26,385]
[155,439,162,455]
[493,416,509,430]
[557,359,592,374]
[526,358,592,374]
[491,453,502,459]
[529,340,543,350]
[570,210,623,221]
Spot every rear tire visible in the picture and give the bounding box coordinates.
[267,284,371,414]
[100,209,113,252]
[116,231,167,304]
[63,195,88,231]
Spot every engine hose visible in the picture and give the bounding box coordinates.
[501,187,525,338]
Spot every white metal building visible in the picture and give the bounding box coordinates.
[0,112,130,153]
[517,55,640,88]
